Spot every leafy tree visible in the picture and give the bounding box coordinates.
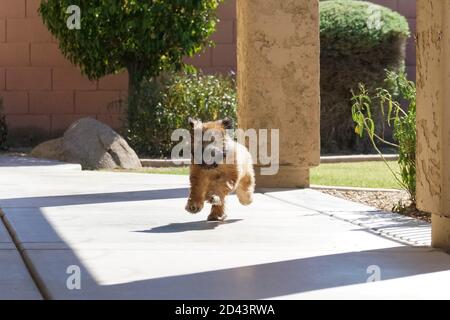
[39,0,221,119]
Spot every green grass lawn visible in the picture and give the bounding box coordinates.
[310,161,401,189]
[125,161,402,189]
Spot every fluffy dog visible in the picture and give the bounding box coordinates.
[185,117,255,221]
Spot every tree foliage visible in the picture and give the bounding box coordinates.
[39,1,221,82]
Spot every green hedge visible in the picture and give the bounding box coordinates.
[126,71,237,157]
[320,0,410,153]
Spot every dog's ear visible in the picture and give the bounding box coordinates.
[221,117,233,130]
[188,117,200,129]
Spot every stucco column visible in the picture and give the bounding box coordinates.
[416,0,450,250]
[236,0,320,188]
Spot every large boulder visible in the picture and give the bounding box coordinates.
[31,118,142,170]
[30,138,64,160]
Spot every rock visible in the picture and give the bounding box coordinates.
[30,138,64,161]
[31,118,142,170]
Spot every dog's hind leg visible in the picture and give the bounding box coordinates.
[236,174,255,206]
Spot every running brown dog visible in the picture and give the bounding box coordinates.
[185,117,255,221]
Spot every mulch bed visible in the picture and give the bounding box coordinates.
[318,189,431,223]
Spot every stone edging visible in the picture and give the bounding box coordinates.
[140,154,400,167]
[310,185,402,193]
[320,154,399,163]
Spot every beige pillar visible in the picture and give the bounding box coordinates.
[236,0,320,188]
[416,0,450,250]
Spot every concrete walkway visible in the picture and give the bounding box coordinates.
[0,156,449,299]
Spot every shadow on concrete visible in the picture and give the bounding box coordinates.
[0,156,66,167]
[0,188,189,208]
[21,234,449,299]
[1,189,449,299]
[104,247,450,299]
[135,219,242,234]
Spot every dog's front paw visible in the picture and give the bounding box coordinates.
[208,195,222,206]
[185,200,204,214]
[207,213,228,222]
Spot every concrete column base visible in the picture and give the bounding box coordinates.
[255,166,309,188]
[432,215,450,251]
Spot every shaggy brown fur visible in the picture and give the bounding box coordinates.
[185,118,255,221]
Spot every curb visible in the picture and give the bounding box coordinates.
[140,154,399,167]
[320,154,398,163]
[140,158,190,167]
[310,185,403,193]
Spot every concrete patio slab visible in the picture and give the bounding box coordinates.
[0,250,43,299]
[0,156,81,172]
[0,156,448,299]
[264,189,431,246]
[0,211,42,299]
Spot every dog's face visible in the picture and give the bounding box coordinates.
[188,117,233,169]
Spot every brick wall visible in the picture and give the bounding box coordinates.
[185,0,237,74]
[0,0,415,146]
[0,0,128,146]
[370,0,417,81]
[193,0,416,79]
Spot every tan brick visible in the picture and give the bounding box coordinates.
[0,0,25,18]
[29,91,74,114]
[53,67,97,90]
[211,20,234,44]
[406,65,416,83]
[31,43,71,67]
[26,0,41,17]
[406,37,416,66]
[0,91,28,114]
[97,113,124,131]
[6,67,51,90]
[0,19,5,42]
[370,0,398,11]
[7,18,53,42]
[217,0,236,21]
[98,72,129,90]
[6,114,50,134]
[0,43,29,66]
[51,114,96,135]
[75,91,123,114]
[0,67,4,89]
[184,49,212,68]
[212,43,236,67]
[398,0,416,18]
[408,18,416,33]
[202,66,236,75]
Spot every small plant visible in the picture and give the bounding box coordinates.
[39,0,222,122]
[351,71,416,202]
[0,98,8,151]
[126,71,237,157]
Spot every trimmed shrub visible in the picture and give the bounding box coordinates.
[320,0,410,153]
[39,0,222,128]
[126,71,237,157]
